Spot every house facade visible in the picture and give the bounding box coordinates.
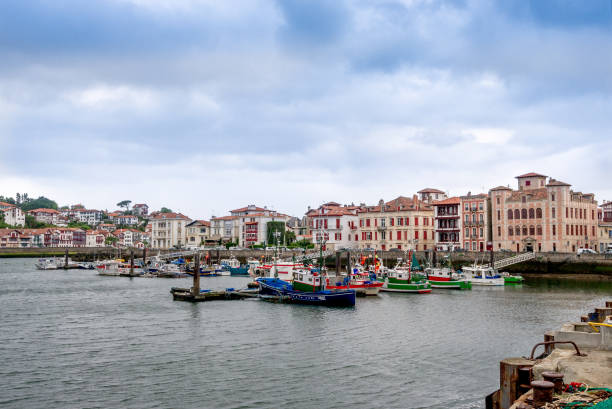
[434,197,462,251]
[132,203,149,217]
[238,212,291,247]
[0,202,25,227]
[28,208,59,225]
[150,212,191,249]
[460,193,490,252]
[418,188,447,203]
[86,230,107,247]
[209,216,239,243]
[114,215,139,226]
[185,220,212,247]
[305,203,359,251]
[357,196,435,251]
[490,173,598,253]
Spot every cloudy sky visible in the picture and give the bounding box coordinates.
[1,0,611,218]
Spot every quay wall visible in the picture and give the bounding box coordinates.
[1,247,611,275]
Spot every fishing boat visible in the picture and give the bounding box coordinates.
[500,271,524,284]
[460,264,505,286]
[257,275,355,307]
[378,251,431,293]
[424,257,471,290]
[220,257,249,276]
[325,265,383,295]
[35,258,59,270]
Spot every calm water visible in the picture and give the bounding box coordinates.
[0,258,610,409]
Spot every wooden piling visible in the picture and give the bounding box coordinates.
[143,247,147,265]
[335,251,341,274]
[192,253,200,296]
[130,250,134,275]
[499,357,534,409]
[346,250,351,275]
[64,247,69,269]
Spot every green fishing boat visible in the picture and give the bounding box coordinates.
[378,251,431,294]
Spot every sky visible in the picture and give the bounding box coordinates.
[1,0,611,218]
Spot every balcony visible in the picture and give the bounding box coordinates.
[377,225,387,231]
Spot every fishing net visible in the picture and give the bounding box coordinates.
[538,384,612,409]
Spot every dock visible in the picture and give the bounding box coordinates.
[170,287,259,302]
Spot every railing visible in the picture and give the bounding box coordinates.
[493,251,536,269]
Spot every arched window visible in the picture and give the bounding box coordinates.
[516,226,521,236]
[522,226,528,236]
[537,225,542,235]
[529,225,535,235]
[536,208,542,218]
[514,209,520,219]
[508,227,513,236]
[521,209,528,219]
[529,208,535,219]
[508,209,513,220]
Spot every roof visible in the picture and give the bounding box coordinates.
[433,197,461,205]
[133,203,147,207]
[417,188,445,194]
[151,212,190,220]
[546,178,571,187]
[186,220,211,227]
[230,206,267,213]
[516,172,547,178]
[212,215,238,221]
[28,208,59,214]
[490,186,512,191]
[460,193,488,200]
[506,188,548,202]
[116,214,137,218]
[0,201,16,208]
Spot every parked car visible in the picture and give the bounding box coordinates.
[577,248,596,255]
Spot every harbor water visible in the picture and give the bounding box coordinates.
[0,258,610,409]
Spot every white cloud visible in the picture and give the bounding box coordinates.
[463,128,514,145]
[65,85,159,111]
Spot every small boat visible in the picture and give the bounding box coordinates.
[461,264,505,286]
[325,265,383,296]
[500,271,524,284]
[35,258,59,270]
[425,266,472,290]
[378,251,431,293]
[220,257,248,275]
[257,276,356,307]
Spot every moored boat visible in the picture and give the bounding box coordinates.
[461,265,505,286]
[35,258,59,270]
[379,251,431,293]
[325,265,383,295]
[425,267,472,290]
[257,276,356,307]
[501,271,524,284]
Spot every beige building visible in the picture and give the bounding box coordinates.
[490,172,598,253]
[185,220,212,248]
[28,208,60,225]
[209,215,240,244]
[598,223,612,253]
[357,195,435,251]
[460,193,490,252]
[150,212,191,249]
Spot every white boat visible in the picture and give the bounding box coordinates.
[35,258,59,270]
[461,265,505,286]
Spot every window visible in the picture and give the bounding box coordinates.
[465,215,470,223]
[509,227,513,236]
[529,208,535,219]
[360,219,363,227]
[566,207,568,218]
[526,180,531,186]
[324,219,328,229]
[571,225,574,235]
[497,226,501,237]
[465,203,469,211]
[472,228,477,237]
[414,217,419,226]
[522,226,528,236]
[480,228,483,237]
[496,196,500,204]
[366,219,370,227]
[536,208,542,218]
[414,231,419,239]
[405,217,409,225]
[552,208,556,218]
[552,225,556,235]
[497,210,501,221]
[465,228,469,237]
[516,226,520,236]
[536,225,542,235]
[592,226,595,236]
[521,209,528,219]
[571,208,574,218]
[424,217,428,226]
[508,209,513,220]
[522,196,526,203]
[390,217,394,226]
[336,219,340,228]
[551,193,555,201]
[480,203,484,210]
[515,209,520,219]
[424,231,427,240]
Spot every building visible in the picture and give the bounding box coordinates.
[598,223,612,253]
[132,203,149,217]
[86,230,107,247]
[418,188,448,203]
[459,193,490,252]
[149,212,191,249]
[0,202,25,227]
[185,220,212,248]
[305,203,359,251]
[98,223,116,232]
[28,208,59,225]
[0,229,32,247]
[357,195,435,251]
[490,173,598,253]
[600,201,612,223]
[112,229,146,247]
[209,216,239,243]
[239,211,291,247]
[433,197,462,251]
[114,215,139,226]
[73,209,103,225]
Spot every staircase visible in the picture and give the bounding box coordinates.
[493,251,536,269]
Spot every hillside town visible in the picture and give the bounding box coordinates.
[1,172,612,254]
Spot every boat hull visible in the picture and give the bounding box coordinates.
[428,277,472,290]
[229,266,249,276]
[380,280,432,293]
[468,278,505,286]
[257,278,355,307]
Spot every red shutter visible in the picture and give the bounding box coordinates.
[336,219,340,228]
[375,232,378,240]
[415,231,419,239]
[390,218,394,226]
[324,219,328,229]
[415,217,419,226]
[424,231,427,240]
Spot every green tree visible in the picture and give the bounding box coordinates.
[25,214,51,228]
[266,221,286,245]
[285,230,296,244]
[21,196,59,212]
[105,236,119,246]
[67,221,91,230]
[0,196,16,205]
[117,200,132,212]
[161,207,172,213]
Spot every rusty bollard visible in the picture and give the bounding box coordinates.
[541,372,564,394]
[531,381,554,407]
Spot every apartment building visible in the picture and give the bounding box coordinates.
[433,197,461,251]
[490,173,598,252]
[306,203,359,251]
[185,220,211,247]
[28,208,60,225]
[149,212,191,249]
[460,193,490,252]
[0,202,25,227]
[357,196,435,251]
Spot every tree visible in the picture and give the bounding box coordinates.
[105,236,119,246]
[67,221,91,230]
[160,207,172,213]
[16,193,21,205]
[285,230,296,244]
[0,196,16,205]
[21,196,59,212]
[266,221,286,245]
[117,200,132,212]
[25,215,50,228]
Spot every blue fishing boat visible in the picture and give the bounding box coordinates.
[256,277,356,307]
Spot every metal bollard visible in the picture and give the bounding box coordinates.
[541,372,564,394]
[531,381,554,408]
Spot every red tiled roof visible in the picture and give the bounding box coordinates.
[151,212,190,220]
[230,206,267,213]
[546,178,571,187]
[433,197,461,205]
[506,188,548,202]
[516,172,547,178]
[212,215,238,221]
[29,208,60,214]
[490,186,512,191]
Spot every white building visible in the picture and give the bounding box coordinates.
[28,208,59,225]
[74,209,103,225]
[0,202,25,227]
[86,230,107,247]
[114,215,139,226]
[149,212,191,249]
[305,203,359,251]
